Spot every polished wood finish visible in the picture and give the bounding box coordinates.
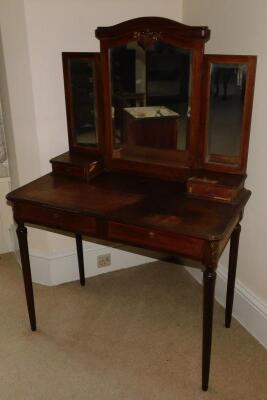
[123,110,178,149]
[202,269,217,391]
[6,17,257,392]
[7,173,249,391]
[97,17,208,179]
[225,223,241,327]
[61,19,257,191]
[95,17,210,41]
[7,173,250,242]
[76,234,85,286]
[62,52,104,155]
[187,170,246,202]
[108,221,205,259]
[50,151,103,180]
[16,224,36,331]
[201,55,257,174]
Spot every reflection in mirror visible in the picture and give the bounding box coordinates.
[208,63,247,158]
[70,59,98,146]
[109,42,192,153]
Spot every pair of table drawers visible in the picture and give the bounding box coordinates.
[14,203,204,259]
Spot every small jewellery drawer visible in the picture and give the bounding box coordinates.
[14,203,96,235]
[108,222,204,259]
[52,162,88,179]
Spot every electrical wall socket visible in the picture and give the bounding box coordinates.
[97,253,111,268]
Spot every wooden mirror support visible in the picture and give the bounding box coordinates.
[51,17,256,203]
[202,55,257,174]
[95,18,210,179]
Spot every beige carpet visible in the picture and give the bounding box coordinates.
[0,253,266,400]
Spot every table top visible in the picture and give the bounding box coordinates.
[7,172,250,241]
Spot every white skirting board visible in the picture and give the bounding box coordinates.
[29,243,156,286]
[0,176,13,253]
[13,232,266,349]
[186,265,267,349]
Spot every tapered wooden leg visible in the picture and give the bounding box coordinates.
[76,233,85,286]
[16,223,36,331]
[225,223,241,328]
[202,269,216,391]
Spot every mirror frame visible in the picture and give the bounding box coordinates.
[62,52,104,155]
[201,54,257,174]
[96,17,210,180]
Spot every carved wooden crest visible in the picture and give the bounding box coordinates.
[133,29,162,49]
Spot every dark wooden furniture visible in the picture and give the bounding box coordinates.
[6,17,256,392]
[113,92,145,143]
[123,106,179,149]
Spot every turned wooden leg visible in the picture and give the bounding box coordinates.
[225,223,241,328]
[76,233,85,286]
[202,269,217,391]
[16,223,36,331]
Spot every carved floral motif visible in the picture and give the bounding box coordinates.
[133,29,162,49]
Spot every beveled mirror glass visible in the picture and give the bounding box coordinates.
[109,41,192,154]
[207,63,247,160]
[69,59,98,146]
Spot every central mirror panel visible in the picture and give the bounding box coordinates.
[109,41,192,156]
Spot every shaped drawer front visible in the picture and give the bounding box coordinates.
[14,203,96,235]
[52,162,87,179]
[108,222,205,260]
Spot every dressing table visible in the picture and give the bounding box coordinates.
[6,17,256,391]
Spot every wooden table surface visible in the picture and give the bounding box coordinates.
[7,172,250,241]
[6,171,250,391]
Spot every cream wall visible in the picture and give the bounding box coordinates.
[0,0,49,252]
[21,0,183,254]
[0,0,39,187]
[183,0,267,305]
[23,0,183,176]
[0,1,182,259]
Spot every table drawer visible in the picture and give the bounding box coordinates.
[14,203,96,235]
[108,222,205,259]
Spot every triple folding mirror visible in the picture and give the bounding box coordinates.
[62,18,256,176]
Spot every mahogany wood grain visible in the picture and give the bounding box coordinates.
[62,52,105,156]
[7,171,250,391]
[202,269,217,391]
[187,171,246,203]
[50,151,104,180]
[6,17,257,392]
[7,173,250,242]
[13,202,97,236]
[95,17,210,41]
[108,221,205,260]
[97,17,207,179]
[225,223,241,328]
[16,224,36,331]
[201,55,257,174]
[76,234,85,286]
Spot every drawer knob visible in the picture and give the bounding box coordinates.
[149,231,155,238]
